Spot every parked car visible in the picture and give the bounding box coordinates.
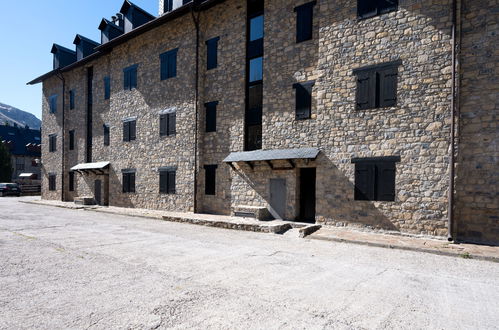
[0,183,21,197]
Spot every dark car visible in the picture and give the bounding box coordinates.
[0,183,21,197]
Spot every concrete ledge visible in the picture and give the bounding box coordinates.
[299,225,322,238]
[74,197,96,205]
[162,215,292,233]
[308,227,499,263]
[232,205,272,221]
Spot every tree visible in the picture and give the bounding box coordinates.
[0,142,12,182]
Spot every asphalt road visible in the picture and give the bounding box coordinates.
[0,197,498,330]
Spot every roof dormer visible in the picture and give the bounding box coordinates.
[120,0,155,33]
[51,44,77,70]
[73,35,100,61]
[98,18,124,44]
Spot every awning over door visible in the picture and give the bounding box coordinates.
[223,147,320,170]
[70,161,110,175]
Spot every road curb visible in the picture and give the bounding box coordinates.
[307,234,499,263]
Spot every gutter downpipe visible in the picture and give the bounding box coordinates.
[55,71,66,202]
[191,1,201,213]
[448,0,459,241]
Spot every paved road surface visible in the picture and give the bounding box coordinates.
[0,197,498,329]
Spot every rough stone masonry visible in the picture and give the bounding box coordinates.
[31,0,498,244]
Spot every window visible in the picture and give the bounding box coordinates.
[205,101,218,132]
[122,170,136,193]
[69,171,75,192]
[48,174,56,191]
[249,57,263,82]
[353,60,400,110]
[358,0,398,19]
[160,49,178,80]
[293,81,315,120]
[204,165,217,195]
[352,156,400,201]
[206,37,220,70]
[123,119,136,142]
[69,130,75,150]
[159,112,176,136]
[49,134,57,152]
[159,167,176,194]
[104,76,111,100]
[123,64,138,90]
[249,15,264,41]
[164,0,173,12]
[49,94,57,113]
[103,124,110,146]
[295,1,316,43]
[69,90,75,109]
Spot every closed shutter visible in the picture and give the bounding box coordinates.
[160,57,167,80]
[123,70,130,90]
[130,69,137,89]
[123,121,130,141]
[294,83,313,119]
[205,103,217,132]
[357,0,378,19]
[379,67,398,107]
[376,162,396,201]
[159,171,167,193]
[122,173,129,193]
[295,2,315,43]
[169,52,177,78]
[69,172,74,191]
[104,77,110,99]
[69,131,74,150]
[354,163,375,200]
[130,120,136,140]
[206,38,219,70]
[104,125,110,146]
[168,113,176,135]
[130,173,136,193]
[159,115,167,136]
[69,90,75,109]
[167,171,176,194]
[356,71,374,110]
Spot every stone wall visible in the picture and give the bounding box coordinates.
[39,0,497,242]
[455,0,499,244]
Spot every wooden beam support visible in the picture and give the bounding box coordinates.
[228,162,236,170]
[245,161,254,170]
[287,159,295,168]
[265,160,274,170]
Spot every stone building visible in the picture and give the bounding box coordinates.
[28,0,498,244]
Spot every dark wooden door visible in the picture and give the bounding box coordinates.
[94,179,102,206]
[300,168,316,223]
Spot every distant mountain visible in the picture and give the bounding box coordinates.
[0,102,41,130]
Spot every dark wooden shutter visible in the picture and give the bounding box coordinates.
[206,37,219,70]
[160,56,167,80]
[376,162,396,201]
[167,113,176,135]
[130,120,136,140]
[69,90,75,109]
[205,102,217,132]
[123,121,130,141]
[159,115,167,136]
[354,163,375,200]
[159,171,167,193]
[69,172,74,191]
[356,71,376,110]
[122,173,129,193]
[104,77,110,99]
[123,69,130,90]
[357,0,378,19]
[130,68,137,89]
[69,130,74,150]
[130,173,136,193]
[170,51,177,78]
[104,125,110,146]
[295,2,315,43]
[294,83,312,119]
[167,171,176,194]
[379,66,398,107]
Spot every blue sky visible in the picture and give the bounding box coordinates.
[0,0,158,120]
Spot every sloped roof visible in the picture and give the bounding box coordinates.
[0,125,41,157]
[223,148,320,163]
[70,161,110,171]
